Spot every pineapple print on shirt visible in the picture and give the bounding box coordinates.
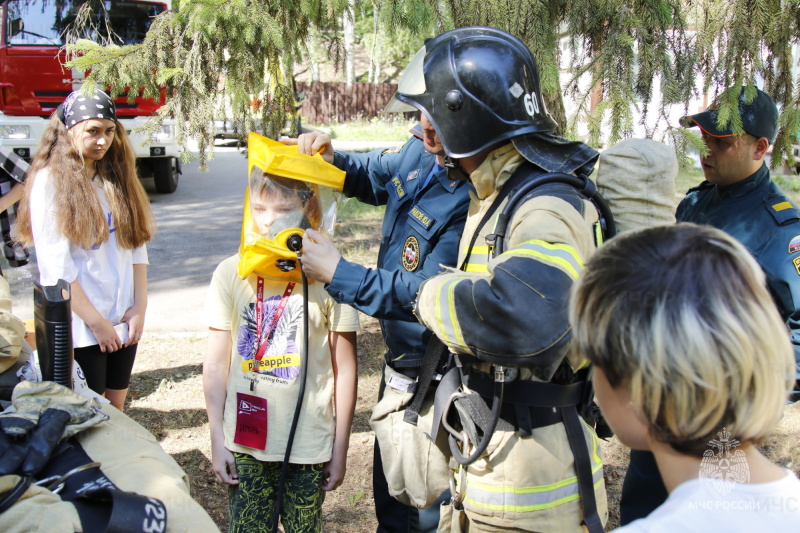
[237,293,302,387]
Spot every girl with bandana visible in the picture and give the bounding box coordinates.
[16,87,154,411]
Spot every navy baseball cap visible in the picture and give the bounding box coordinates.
[679,87,778,143]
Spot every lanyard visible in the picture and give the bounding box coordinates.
[254,277,295,363]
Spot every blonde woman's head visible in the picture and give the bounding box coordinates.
[570,223,795,455]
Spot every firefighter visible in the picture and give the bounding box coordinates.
[388,27,608,532]
[290,118,471,532]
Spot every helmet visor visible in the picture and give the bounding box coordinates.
[384,45,427,113]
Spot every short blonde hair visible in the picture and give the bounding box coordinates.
[248,165,321,228]
[570,223,795,455]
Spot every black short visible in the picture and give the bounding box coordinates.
[73,343,138,393]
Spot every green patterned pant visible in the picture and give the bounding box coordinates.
[228,453,325,533]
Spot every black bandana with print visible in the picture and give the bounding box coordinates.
[56,88,117,129]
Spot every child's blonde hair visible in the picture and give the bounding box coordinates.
[248,166,321,229]
[570,223,795,455]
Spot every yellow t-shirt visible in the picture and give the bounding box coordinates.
[206,255,360,463]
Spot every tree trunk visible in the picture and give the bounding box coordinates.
[344,0,355,88]
[545,89,567,137]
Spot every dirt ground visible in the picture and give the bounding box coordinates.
[123,203,800,532]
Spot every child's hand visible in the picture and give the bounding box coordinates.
[321,453,346,491]
[121,304,146,346]
[301,229,341,284]
[211,441,239,485]
[90,318,123,353]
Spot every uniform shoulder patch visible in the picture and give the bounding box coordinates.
[390,175,406,200]
[790,235,800,254]
[401,236,420,271]
[766,195,800,226]
[793,256,800,276]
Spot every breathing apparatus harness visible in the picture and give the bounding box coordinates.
[405,163,615,533]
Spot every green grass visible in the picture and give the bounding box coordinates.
[338,196,386,219]
[676,167,706,197]
[310,116,416,142]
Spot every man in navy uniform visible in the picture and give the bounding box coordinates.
[289,116,471,533]
[620,86,800,525]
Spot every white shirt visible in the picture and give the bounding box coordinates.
[30,168,147,347]
[617,469,800,532]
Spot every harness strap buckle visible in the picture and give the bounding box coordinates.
[35,461,102,494]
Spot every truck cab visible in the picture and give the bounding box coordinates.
[0,0,181,193]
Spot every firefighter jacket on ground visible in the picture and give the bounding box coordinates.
[326,125,471,373]
[415,143,608,531]
[677,163,800,400]
[0,383,218,532]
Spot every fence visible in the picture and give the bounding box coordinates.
[296,81,416,124]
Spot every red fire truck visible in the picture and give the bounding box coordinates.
[0,0,181,193]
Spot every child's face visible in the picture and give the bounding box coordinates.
[251,192,303,237]
[70,118,116,164]
[592,367,651,450]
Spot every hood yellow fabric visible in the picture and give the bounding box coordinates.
[238,133,345,281]
[469,143,524,200]
[237,187,307,281]
[247,132,345,190]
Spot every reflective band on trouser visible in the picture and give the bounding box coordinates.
[463,245,490,272]
[593,221,604,247]
[463,462,603,513]
[434,276,469,349]
[509,240,584,279]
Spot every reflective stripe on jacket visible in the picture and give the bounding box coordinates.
[416,144,598,377]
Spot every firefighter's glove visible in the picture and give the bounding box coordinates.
[0,381,104,440]
[0,408,70,476]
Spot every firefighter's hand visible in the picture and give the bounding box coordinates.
[301,229,341,285]
[282,132,334,165]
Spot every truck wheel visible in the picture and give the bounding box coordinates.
[153,157,179,193]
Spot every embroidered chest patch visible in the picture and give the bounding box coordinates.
[402,236,420,271]
[794,256,800,276]
[409,205,436,231]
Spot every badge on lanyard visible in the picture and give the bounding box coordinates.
[234,392,268,450]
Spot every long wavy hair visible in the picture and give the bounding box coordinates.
[16,114,154,249]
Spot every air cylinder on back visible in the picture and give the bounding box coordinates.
[33,279,72,388]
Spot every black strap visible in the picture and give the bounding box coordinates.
[458,165,546,270]
[72,488,168,533]
[0,475,31,513]
[561,406,604,533]
[33,439,168,533]
[461,370,585,408]
[403,335,448,425]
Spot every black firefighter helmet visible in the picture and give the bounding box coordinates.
[385,26,557,159]
[386,26,598,176]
